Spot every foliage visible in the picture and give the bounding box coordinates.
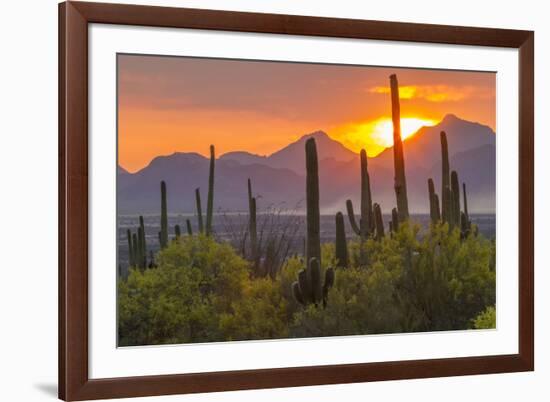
[119,221,495,346]
[472,306,496,329]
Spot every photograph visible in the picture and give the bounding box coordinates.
[116,54,497,346]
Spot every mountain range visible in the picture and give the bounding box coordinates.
[118,114,496,215]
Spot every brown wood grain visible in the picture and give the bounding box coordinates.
[58,1,534,400]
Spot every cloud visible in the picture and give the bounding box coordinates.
[369,85,492,102]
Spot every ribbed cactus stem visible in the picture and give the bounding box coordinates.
[139,215,146,267]
[462,182,470,224]
[389,74,409,222]
[174,224,181,239]
[444,185,454,229]
[137,226,144,268]
[434,193,441,222]
[205,145,215,236]
[373,203,385,240]
[391,207,399,233]
[440,131,450,223]
[131,233,138,268]
[186,219,193,236]
[293,258,334,308]
[451,171,461,228]
[195,188,204,233]
[345,199,361,235]
[360,149,373,235]
[305,138,321,268]
[428,178,438,224]
[335,212,348,268]
[126,229,134,267]
[160,181,168,249]
[247,178,258,261]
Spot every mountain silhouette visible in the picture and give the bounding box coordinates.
[118,115,495,214]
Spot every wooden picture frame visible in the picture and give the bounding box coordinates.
[59,1,534,400]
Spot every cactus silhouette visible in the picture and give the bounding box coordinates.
[132,233,138,268]
[174,224,181,239]
[335,212,348,268]
[346,149,373,238]
[247,178,258,262]
[462,182,471,231]
[373,203,385,240]
[160,181,168,249]
[206,145,215,236]
[451,171,461,227]
[389,74,409,222]
[186,219,193,236]
[139,215,146,267]
[292,258,334,307]
[428,178,440,224]
[195,188,204,234]
[305,138,321,267]
[391,207,399,233]
[126,229,134,267]
[440,131,451,224]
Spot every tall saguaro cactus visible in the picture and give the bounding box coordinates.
[205,145,215,236]
[462,182,470,225]
[440,131,451,224]
[195,188,204,233]
[346,149,373,238]
[139,215,146,267]
[389,74,410,222]
[247,178,258,262]
[186,219,193,236]
[127,229,134,267]
[160,181,168,249]
[305,138,321,267]
[335,212,348,268]
[451,171,461,227]
[391,207,399,233]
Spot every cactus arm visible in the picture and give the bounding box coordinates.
[391,207,399,232]
[292,281,305,305]
[345,200,361,235]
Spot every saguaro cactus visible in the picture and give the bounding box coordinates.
[186,219,193,236]
[160,181,168,249]
[132,233,138,267]
[346,149,373,238]
[126,229,134,267]
[373,203,385,240]
[205,145,215,236]
[195,188,204,233]
[389,74,409,222]
[451,171,461,227]
[305,138,321,267]
[433,194,441,222]
[247,178,258,262]
[335,212,348,268]
[391,207,399,233]
[174,224,181,239]
[139,215,146,267]
[137,226,144,268]
[462,182,470,228]
[292,258,334,307]
[428,178,439,224]
[440,131,451,224]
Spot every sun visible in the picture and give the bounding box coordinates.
[367,117,437,148]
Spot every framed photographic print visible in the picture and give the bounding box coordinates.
[59,1,534,400]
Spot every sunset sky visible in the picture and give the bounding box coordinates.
[118,54,495,173]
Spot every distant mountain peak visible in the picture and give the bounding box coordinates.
[300,130,329,140]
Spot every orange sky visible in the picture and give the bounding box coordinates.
[118,54,495,173]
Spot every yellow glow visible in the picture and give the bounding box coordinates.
[333,116,437,157]
[368,117,437,147]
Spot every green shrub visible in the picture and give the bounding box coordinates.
[472,306,496,329]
